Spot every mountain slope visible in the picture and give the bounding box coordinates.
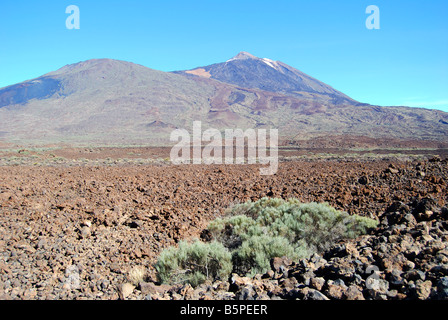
[176,51,359,105]
[0,57,448,147]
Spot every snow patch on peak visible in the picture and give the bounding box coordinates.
[261,58,282,71]
[225,52,284,72]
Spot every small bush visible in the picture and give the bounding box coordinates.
[207,198,378,276]
[154,240,232,287]
[232,235,306,276]
[127,265,147,285]
[207,214,259,249]
[215,199,378,252]
[154,198,378,285]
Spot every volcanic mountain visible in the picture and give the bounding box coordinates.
[176,51,358,106]
[0,54,447,147]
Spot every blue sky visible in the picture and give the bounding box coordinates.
[0,0,447,111]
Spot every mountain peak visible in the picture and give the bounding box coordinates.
[228,52,281,70]
[180,52,356,103]
[228,51,258,62]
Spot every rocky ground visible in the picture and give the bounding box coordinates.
[143,198,448,300]
[0,150,447,300]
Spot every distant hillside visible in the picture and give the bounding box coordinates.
[0,56,447,147]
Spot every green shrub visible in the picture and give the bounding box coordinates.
[207,215,259,249]
[154,240,232,287]
[207,198,378,276]
[154,198,379,285]
[216,199,378,252]
[232,235,308,276]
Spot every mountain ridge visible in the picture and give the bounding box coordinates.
[0,55,447,147]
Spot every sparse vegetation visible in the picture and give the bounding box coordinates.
[154,197,378,286]
[127,265,147,285]
[154,240,233,287]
